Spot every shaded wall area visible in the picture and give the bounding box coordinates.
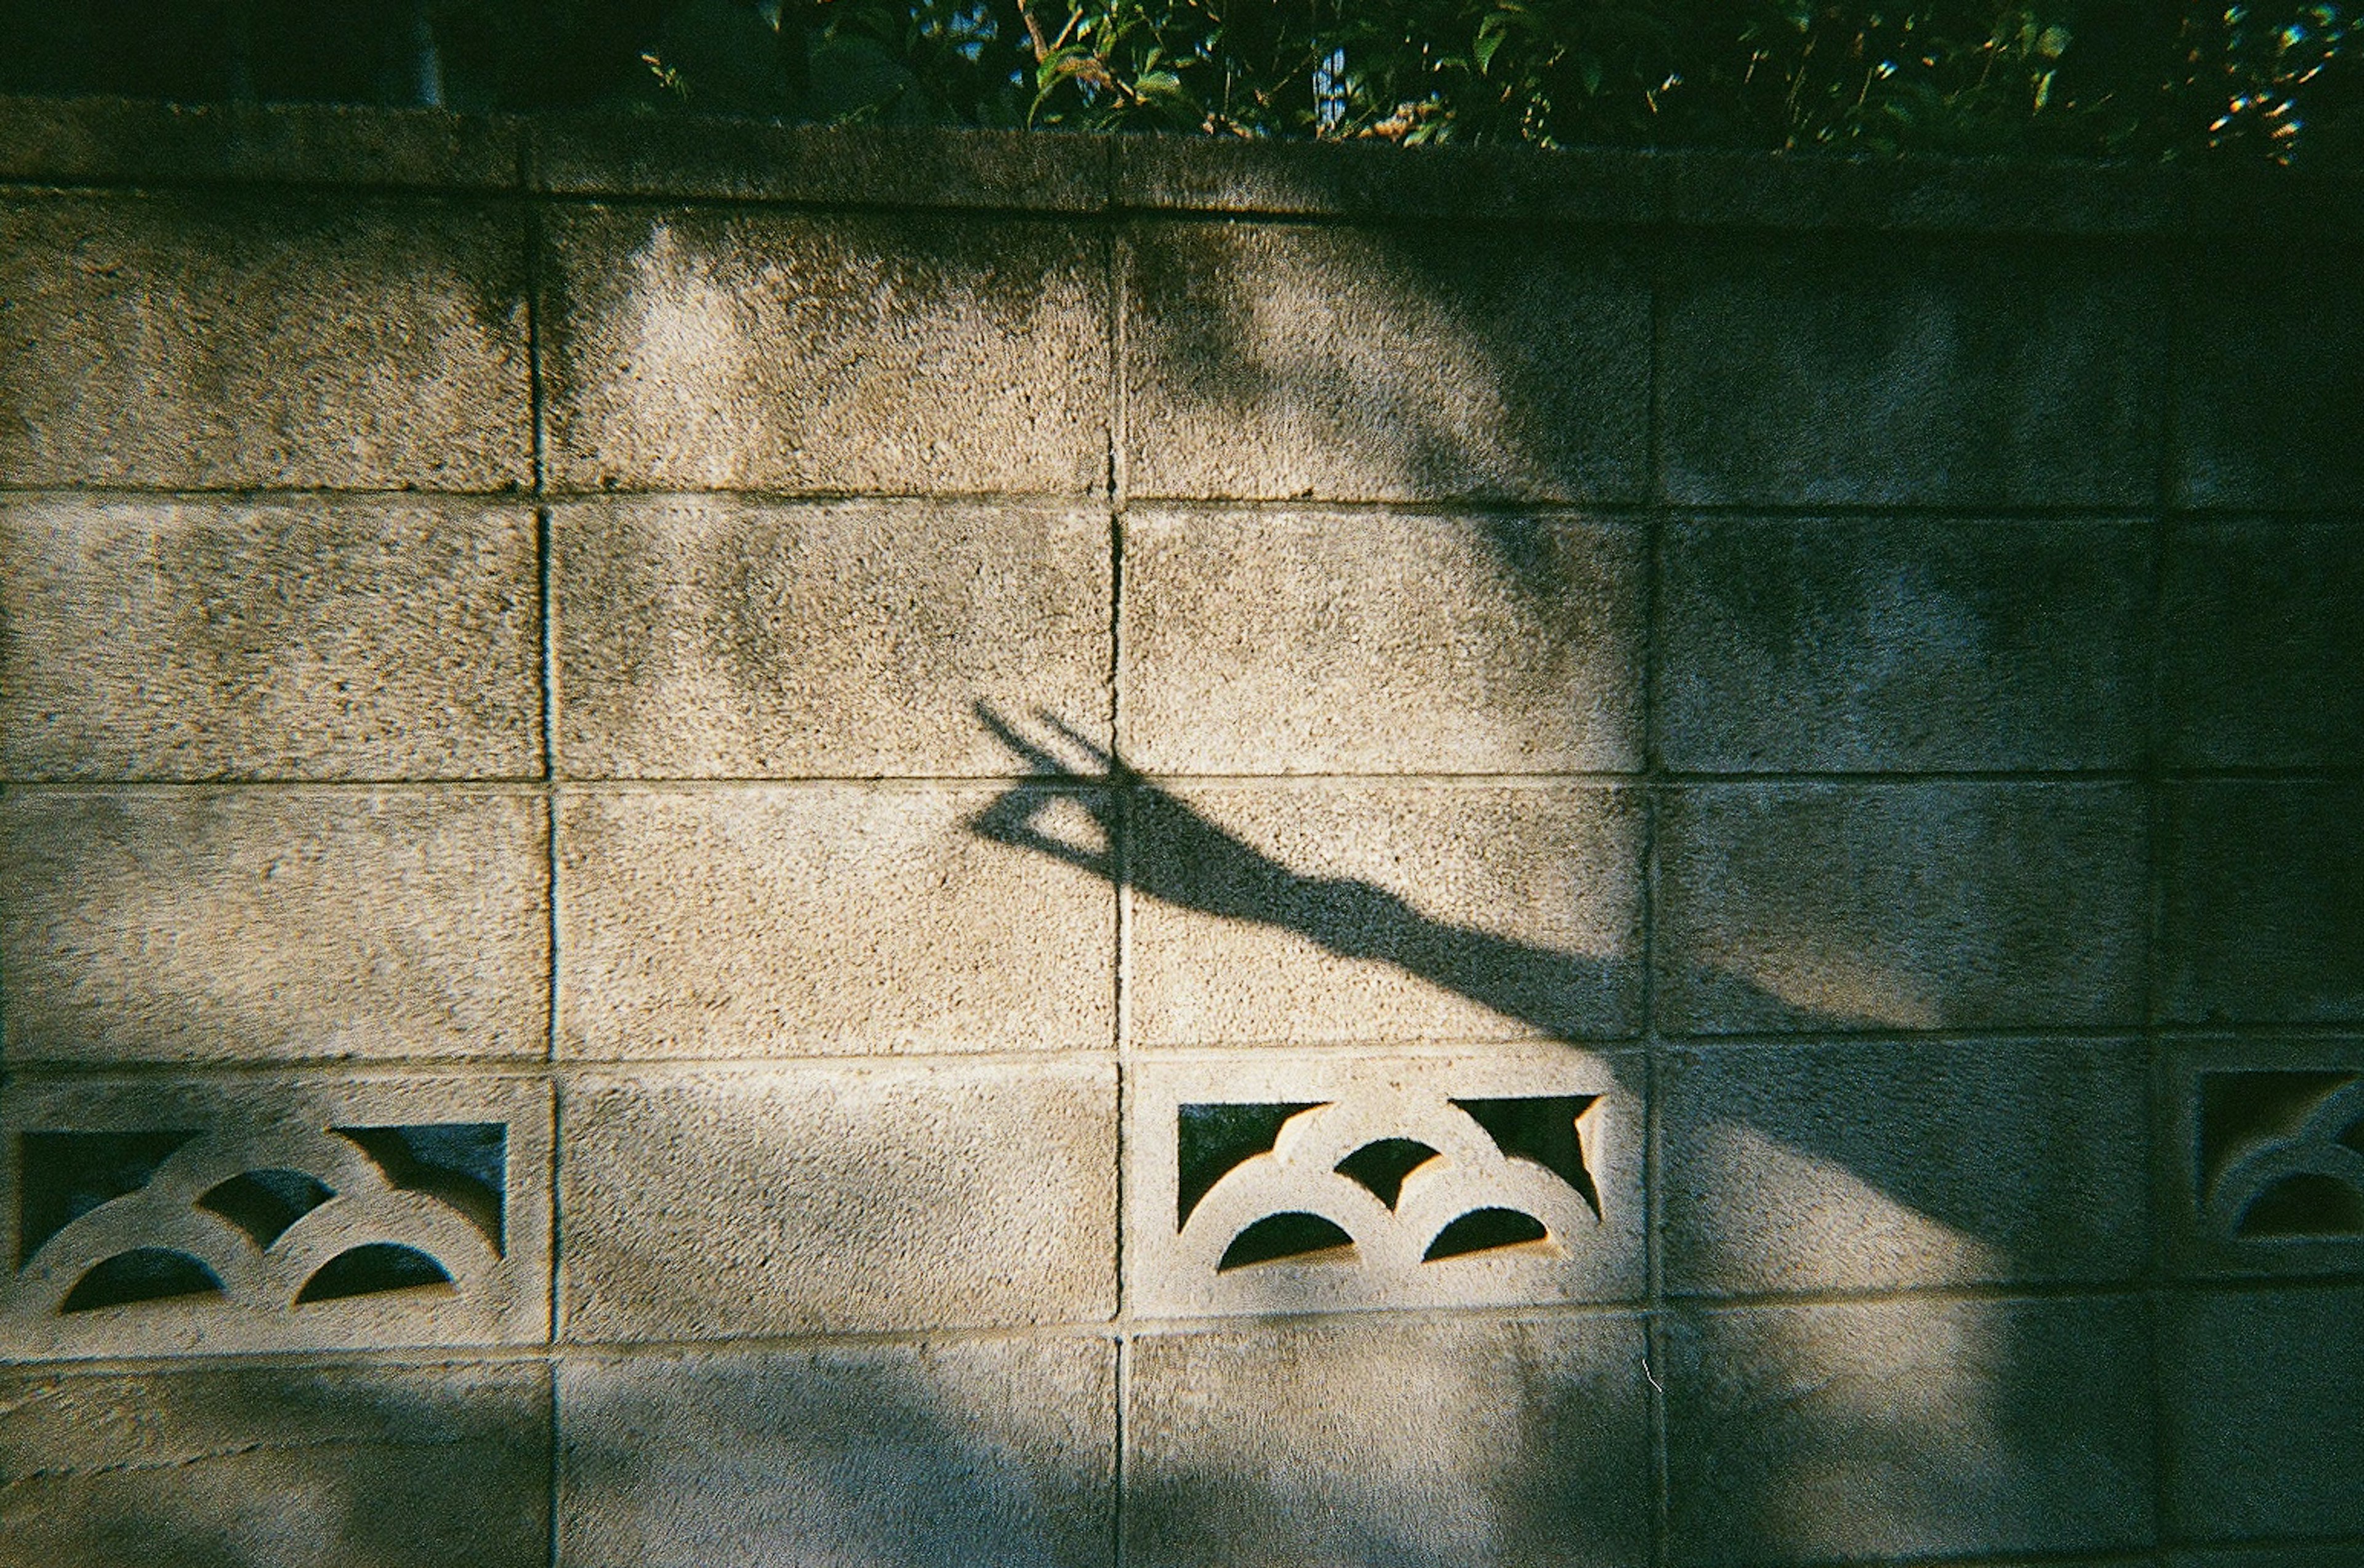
[2,93,2362,1567]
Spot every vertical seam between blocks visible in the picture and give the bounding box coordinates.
[1106,182,1133,1568]
[1642,209,1672,1568]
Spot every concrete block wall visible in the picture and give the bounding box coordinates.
[1,93,2359,1566]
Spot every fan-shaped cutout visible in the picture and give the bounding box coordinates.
[2340,1118,2364,1158]
[1178,1103,1323,1229]
[18,1130,199,1266]
[332,1124,505,1249]
[2200,1072,2355,1181]
[60,1248,224,1313]
[294,1243,454,1303]
[1216,1212,1358,1272]
[1453,1097,1601,1218]
[2236,1173,2364,1238]
[1333,1138,1441,1210]
[198,1169,334,1249]
[1423,1207,1551,1262]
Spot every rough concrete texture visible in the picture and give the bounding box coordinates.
[0,1360,548,1568]
[1120,507,1643,774]
[552,497,1111,779]
[1125,1314,1650,1568]
[558,1336,1115,1567]
[1662,1038,2148,1294]
[2164,1286,2364,1540]
[1656,782,2146,1034]
[1126,1049,1642,1317]
[0,94,525,191]
[1,496,542,782]
[1127,781,1642,1046]
[2161,519,2364,768]
[2174,246,2364,509]
[1112,133,1654,222]
[0,194,529,490]
[558,1059,1116,1340]
[1663,1296,2155,1564]
[1661,148,2177,234]
[0,1073,553,1359]
[541,204,1106,496]
[1125,222,1647,502]
[1,789,547,1064]
[1660,236,2163,507]
[556,785,1114,1058]
[1657,515,2150,771]
[2163,1039,2364,1280]
[2160,782,2364,1024]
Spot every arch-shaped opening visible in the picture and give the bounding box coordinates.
[1333,1138,1441,1210]
[60,1248,224,1313]
[1216,1212,1358,1272]
[198,1168,335,1249]
[2236,1173,2364,1238]
[1422,1207,1552,1262]
[294,1242,454,1303]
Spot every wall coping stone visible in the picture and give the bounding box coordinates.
[0,90,2357,233]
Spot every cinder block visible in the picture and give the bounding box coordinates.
[1,788,548,1064]
[1663,1296,2155,1564]
[0,194,529,490]
[1112,134,1654,223]
[1121,507,1643,774]
[558,1336,1114,1568]
[1127,1048,1642,1319]
[2162,520,2364,768]
[1662,1038,2148,1295]
[1125,1313,1650,1568]
[1655,782,2146,1034]
[1660,236,2165,507]
[556,785,1114,1058]
[2169,1551,2364,1568]
[1,496,542,782]
[1125,222,1647,503]
[2174,246,2364,509]
[0,1074,551,1359]
[558,1059,1116,1340]
[552,497,1111,779]
[2166,1039,2364,1279]
[0,1359,548,1568]
[2165,1285,2364,1540]
[541,205,1106,496]
[2161,782,2364,1024]
[1658,516,2150,771]
[1128,781,1642,1047]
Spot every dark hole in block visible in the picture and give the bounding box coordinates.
[2237,1173,2364,1237]
[1333,1138,1441,1209]
[1452,1095,1602,1218]
[332,1124,506,1250]
[60,1248,224,1313]
[17,1130,199,1266]
[1216,1212,1357,1271]
[198,1168,335,1249]
[1177,1103,1324,1229]
[1423,1207,1551,1261]
[2200,1071,2358,1190]
[294,1242,454,1303]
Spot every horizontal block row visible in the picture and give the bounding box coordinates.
[7,779,2357,1064]
[10,1290,2359,1564]
[5,195,2357,511]
[10,1042,2363,1359]
[14,501,2357,782]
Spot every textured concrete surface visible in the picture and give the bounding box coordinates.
[1656,782,2147,1034]
[558,1337,1115,1567]
[1127,1314,1649,1568]
[1,496,542,782]
[2160,782,2364,1024]
[1125,222,1647,502]
[556,785,1114,1058]
[1657,516,2150,771]
[542,204,1106,496]
[552,497,1111,779]
[558,1060,1116,1340]
[2161,519,2364,768]
[0,94,526,190]
[0,1360,549,1568]
[2164,1286,2364,1541]
[0,193,530,490]
[1121,507,1643,774]
[1127,1049,1642,1317]
[0,1072,552,1359]
[1663,1296,2155,1564]
[1662,1038,2149,1293]
[1127,781,1643,1046]
[1112,132,1654,222]
[2174,246,2364,509]
[1,789,547,1064]
[1660,236,2163,507]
